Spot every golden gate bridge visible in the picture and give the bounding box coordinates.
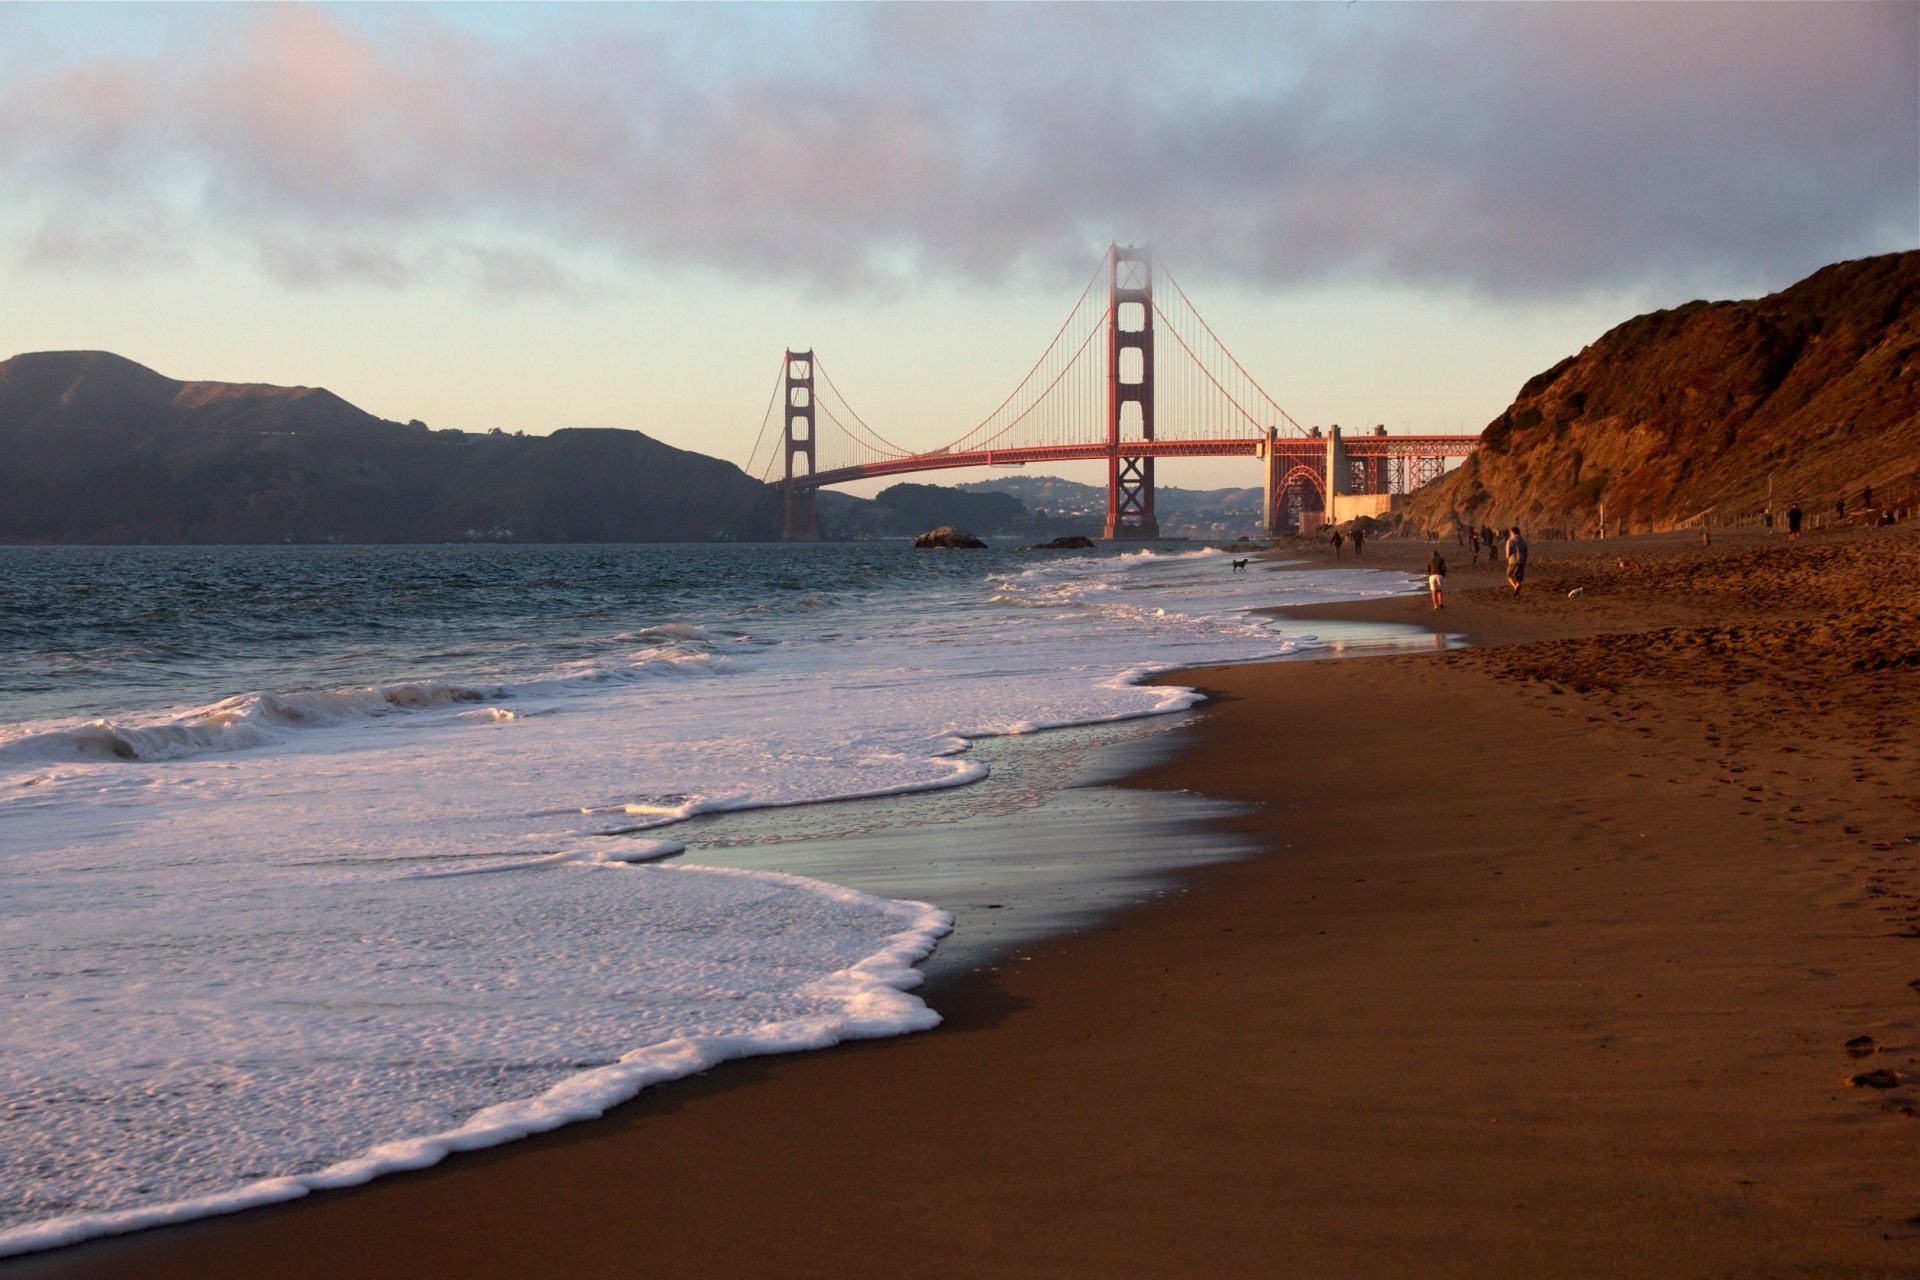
[743,245,1478,540]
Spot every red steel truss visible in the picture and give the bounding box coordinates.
[786,434,1477,536]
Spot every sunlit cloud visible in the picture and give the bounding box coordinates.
[1,2,1912,299]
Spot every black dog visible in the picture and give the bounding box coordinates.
[1230,558,1250,572]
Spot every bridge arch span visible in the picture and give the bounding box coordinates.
[1278,463,1325,497]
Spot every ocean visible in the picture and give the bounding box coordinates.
[0,541,1418,1255]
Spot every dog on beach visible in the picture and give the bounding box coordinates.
[1231,558,1250,572]
[1616,557,1644,572]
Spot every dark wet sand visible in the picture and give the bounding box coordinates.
[14,524,1920,1279]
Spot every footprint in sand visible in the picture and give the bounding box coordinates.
[1847,1069,1904,1089]
[1845,1035,1880,1058]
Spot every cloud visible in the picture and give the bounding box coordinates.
[1,2,1912,300]
[251,231,415,291]
[21,217,195,273]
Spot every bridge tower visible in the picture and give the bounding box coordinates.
[782,349,819,541]
[1323,424,1348,524]
[1104,244,1158,540]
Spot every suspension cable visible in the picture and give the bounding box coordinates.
[1150,297,1272,437]
[813,356,916,458]
[743,354,789,481]
[950,311,1107,453]
[814,399,892,469]
[1153,254,1309,436]
[942,254,1108,450]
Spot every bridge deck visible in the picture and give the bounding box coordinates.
[795,435,1477,491]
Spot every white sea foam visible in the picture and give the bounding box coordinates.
[0,547,1401,1255]
[0,862,947,1258]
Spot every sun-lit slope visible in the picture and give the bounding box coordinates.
[1405,251,1920,534]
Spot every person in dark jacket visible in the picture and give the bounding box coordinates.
[1504,527,1529,596]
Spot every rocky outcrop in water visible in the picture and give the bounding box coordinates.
[913,526,988,548]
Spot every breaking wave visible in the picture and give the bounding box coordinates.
[0,642,740,767]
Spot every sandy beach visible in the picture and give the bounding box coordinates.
[14,524,1917,1279]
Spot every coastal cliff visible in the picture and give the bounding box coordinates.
[0,352,782,543]
[1404,251,1920,534]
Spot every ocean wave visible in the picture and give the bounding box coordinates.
[453,706,520,723]
[566,753,992,837]
[404,839,689,877]
[0,644,741,768]
[0,682,509,766]
[538,647,733,689]
[994,546,1215,588]
[626,623,729,645]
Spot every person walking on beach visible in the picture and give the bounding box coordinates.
[1426,550,1447,609]
[1352,526,1366,556]
[1787,501,1803,539]
[1468,526,1480,564]
[1330,528,1344,558]
[1504,526,1528,596]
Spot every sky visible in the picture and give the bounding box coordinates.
[1,1,1914,494]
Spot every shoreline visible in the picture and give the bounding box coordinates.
[12,525,1918,1278]
[670,715,1262,989]
[0,551,1364,1263]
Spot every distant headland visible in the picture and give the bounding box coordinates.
[0,350,789,544]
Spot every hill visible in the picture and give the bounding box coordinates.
[952,475,1268,540]
[0,352,782,543]
[1403,251,1920,535]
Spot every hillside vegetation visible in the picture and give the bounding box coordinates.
[0,352,781,543]
[1403,251,1920,535]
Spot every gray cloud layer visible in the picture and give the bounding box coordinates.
[2,2,1913,298]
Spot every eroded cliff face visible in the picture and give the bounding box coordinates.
[1405,251,1920,535]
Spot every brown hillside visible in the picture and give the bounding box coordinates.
[1403,251,1920,535]
[0,351,180,427]
[0,350,398,437]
